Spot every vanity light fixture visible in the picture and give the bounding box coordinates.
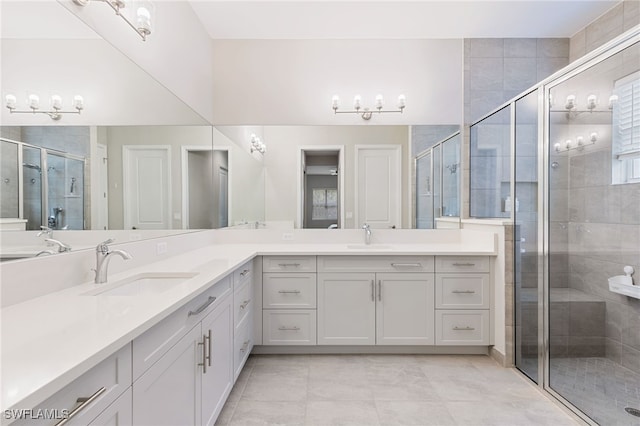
[250,134,266,154]
[554,133,597,153]
[5,94,84,121]
[608,95,618,109]
[72,0,153,41]
[564,95,576,110]
[331,94,406,120]
[586,94,597,110]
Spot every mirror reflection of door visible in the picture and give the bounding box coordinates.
[302,150,340,229]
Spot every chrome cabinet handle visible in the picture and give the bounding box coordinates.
[452,262,476,266]
[391,263,422,268]
[453,326,475,331]
[240,339,251,353]
[452,290,476,294]
[198,334,208,373]
[278,263,301,267]
[240,269,250,277]
[378,280,382,301]
[206,329,212,367]
[278,326,300,331]
[240,299,251,309]
[371,280,375,302]
[55,386,106,426]
[278,290,301,294]
[188,296,217,317]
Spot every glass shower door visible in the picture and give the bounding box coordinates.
[46,151,85,230]
[415,152,433,228]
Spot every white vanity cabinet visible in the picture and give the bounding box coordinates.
[317,256,435,346]
[233,259,255,381]
[262,256,317,345]
[435,256,492,345]
[10,344,132,426]
[132,275,233,426]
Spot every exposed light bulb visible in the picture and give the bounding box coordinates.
[554,143,561,152]
[332,95,340,111]
[565,95,576,110]
[565,139,572,149]
[50,95,63,110]
[5,94,16,110]
[608,95,618,109]
[587,94,597,110]
[576,136,584,146]
[137,7,152,35]
[28,94,40,110]
[397,94,406,110]
[353,95,362,110]
[73,95,84,111]
[375,94,384,110]
[590,132,598,142]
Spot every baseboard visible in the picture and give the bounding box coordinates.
[490,346,512,367]
[252,345,490,355]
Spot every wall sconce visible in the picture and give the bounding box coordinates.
[5,94,84,121]
[72,0,154,41]
[250,134,266,154]
[554,133,597,153]
[332,94,406,120]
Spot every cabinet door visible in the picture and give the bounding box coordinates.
[317,273,376,345]
[376,273,435,345]
[133,325,201,426]
[88,388,132,426]
[201,297,233,426]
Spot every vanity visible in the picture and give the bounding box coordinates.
[0,232,497,426]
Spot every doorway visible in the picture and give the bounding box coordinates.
[299,148,343,229]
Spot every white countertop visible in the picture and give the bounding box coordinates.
[1,242,496,414]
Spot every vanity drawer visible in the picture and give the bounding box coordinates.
[317,256,434,273]
[234,260,254,290]
[233,319,253,381]
[435,274,490,309]
[263,273,317,309]
[263,256,316,273]
[435,310,490,345]
[436,256,490,273]
[262,310,317,345]
[234,279,253,329]
[12,344,131,426]
[132,274,232,379]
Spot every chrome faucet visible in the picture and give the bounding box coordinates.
[36,226,52,238]
[45,238,72,253]
[94,239,132,284]
[362,223,372,245]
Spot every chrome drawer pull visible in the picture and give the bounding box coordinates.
[278,290,301,294]
[452,262,476,266]
[278,263,301,267]
[378,280,382,301]
[240,299,251,309]
[240,340,251,353]
[55,386,106,426]
[452,290,476,294]
[188,296,217,317]
[240,269,250,277]
[278,326,301,331]
[371,280,375,302]
[453,326,475,331]
[206,329,212,368]
[391,263,422,268]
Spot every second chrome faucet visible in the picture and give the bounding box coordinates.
[94,239,132,284]
[362,223,372,245]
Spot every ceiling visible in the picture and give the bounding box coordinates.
[188,0,620,40]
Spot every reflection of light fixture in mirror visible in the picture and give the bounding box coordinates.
[72,0,154,41]
[5,94,84,121]
[331,94,406,120]
[554,133,597,153]
[586,94,597,110]
[250,134,266,154]
[564,95,576,110]
[608,95,618,109]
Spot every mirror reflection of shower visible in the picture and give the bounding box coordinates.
[1,136,86,230]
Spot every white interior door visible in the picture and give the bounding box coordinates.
[123,146,171,230]
[218,167,228,228]
[356,145,401,229]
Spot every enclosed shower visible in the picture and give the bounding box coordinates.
[1,137,85,230]
[469,28,639,425]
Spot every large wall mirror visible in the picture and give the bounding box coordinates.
[214,124,460,230]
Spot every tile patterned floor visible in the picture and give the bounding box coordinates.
[216,354,580,426]
[549,357,640,426]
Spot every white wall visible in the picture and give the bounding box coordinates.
[212,39,463,125]
[262,125,409,229]
[57,0,215,123]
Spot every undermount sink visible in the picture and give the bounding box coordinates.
[346,244,394,250]
[85,272,199,296]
